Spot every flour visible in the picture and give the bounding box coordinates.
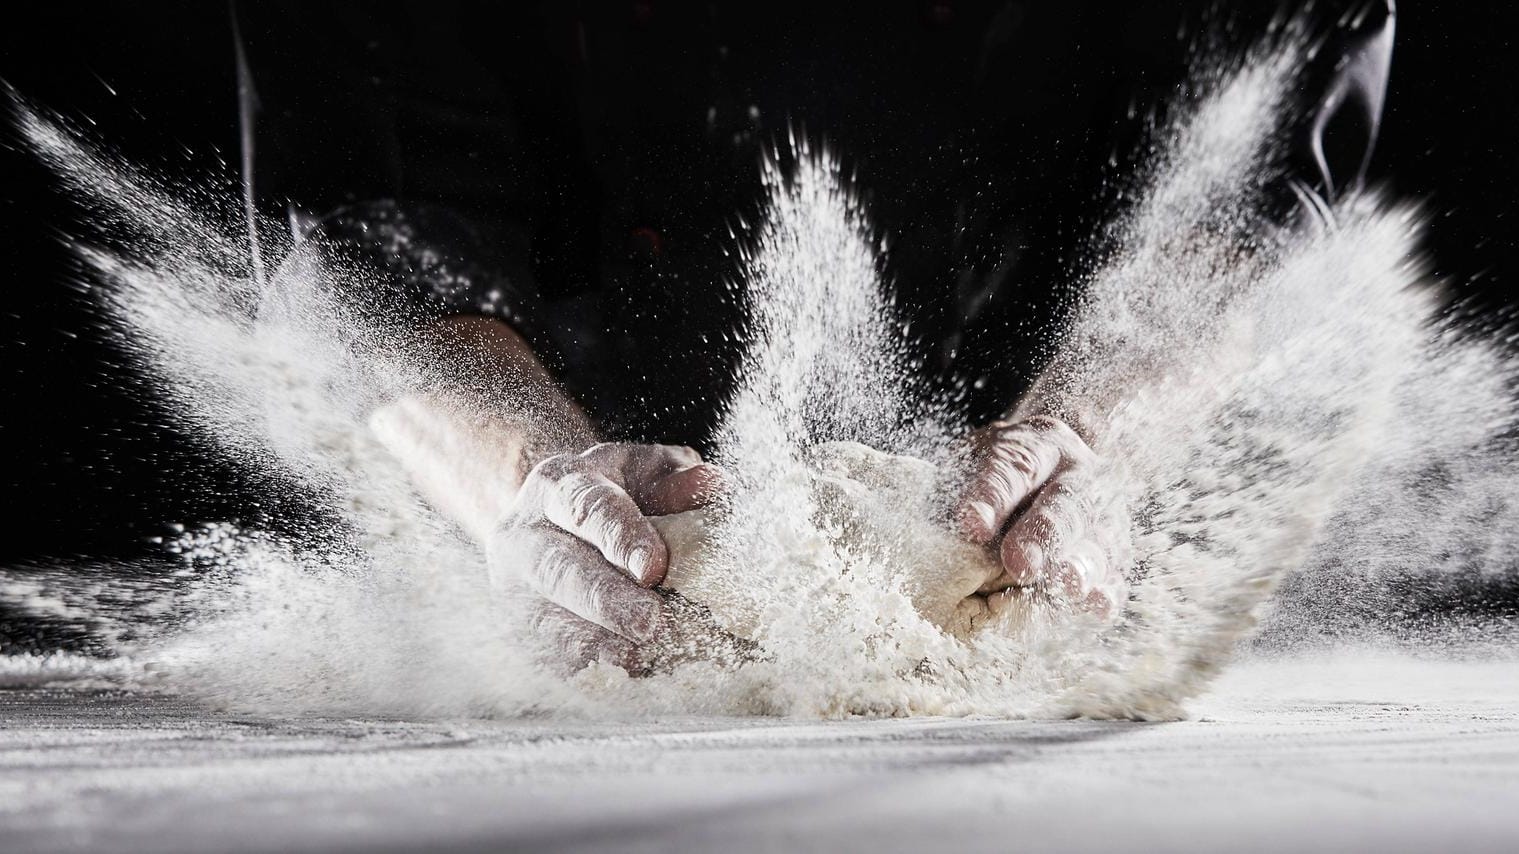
[5,20,1517,720]
[654,442,1000,641]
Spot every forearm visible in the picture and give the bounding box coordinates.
[369,315,595,543]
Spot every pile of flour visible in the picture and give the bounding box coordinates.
[655,442,1002,642]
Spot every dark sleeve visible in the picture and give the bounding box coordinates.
[233,2,544,336]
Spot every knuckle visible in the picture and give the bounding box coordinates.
[576,575,613,623]
[527,602,564,635]
[530,541,631,625]
[531,453,579,484]
[563,476,620,529]
[994,442,1040,474]
[531,541,585,601]
[1020,511,1058,544]
[989,447,1040,494]
[663,444,703,465]
[1022,416,1094,463]
[581,442,625,465]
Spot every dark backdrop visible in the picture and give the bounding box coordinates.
[1,1,1515,571]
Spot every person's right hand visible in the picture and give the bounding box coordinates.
[955,416,1130,620]
[487,442,724,674]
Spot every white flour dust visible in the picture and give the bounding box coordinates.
[4,28,1517,720]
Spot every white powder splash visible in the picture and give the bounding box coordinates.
[4,27,1516,720]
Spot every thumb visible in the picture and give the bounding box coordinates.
[641,463,728,516]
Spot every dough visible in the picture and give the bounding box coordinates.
[651,442,1004,641]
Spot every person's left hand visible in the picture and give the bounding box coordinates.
[955,415,1130,619]
[486,442,724,675]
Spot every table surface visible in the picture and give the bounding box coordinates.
[3,653,1518,853]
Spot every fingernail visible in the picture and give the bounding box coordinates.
[627,547,653,584]
[961,501,994,541]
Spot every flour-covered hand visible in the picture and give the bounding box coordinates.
[487,442,724,672]
[956,415,1129,618]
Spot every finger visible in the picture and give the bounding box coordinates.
[1081,587,1117,621]
[1050,539,1105,600]
[641,463,728,516]
[977,567,1016,594]
[608,442,703,487]
[1041,538,1123,619]
[999,477,1089,586]
[958,417,1084,544]
[999,519,1051,587]
[542,468,668,586]
[529,602,642,676]
[986,586,1033,616]
[1075,539,1129,619]
[523,527,667,642]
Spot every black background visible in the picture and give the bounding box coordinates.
[1,1,1515,571]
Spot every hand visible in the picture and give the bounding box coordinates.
[956,415,1129,619]
[487,442,724,673]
